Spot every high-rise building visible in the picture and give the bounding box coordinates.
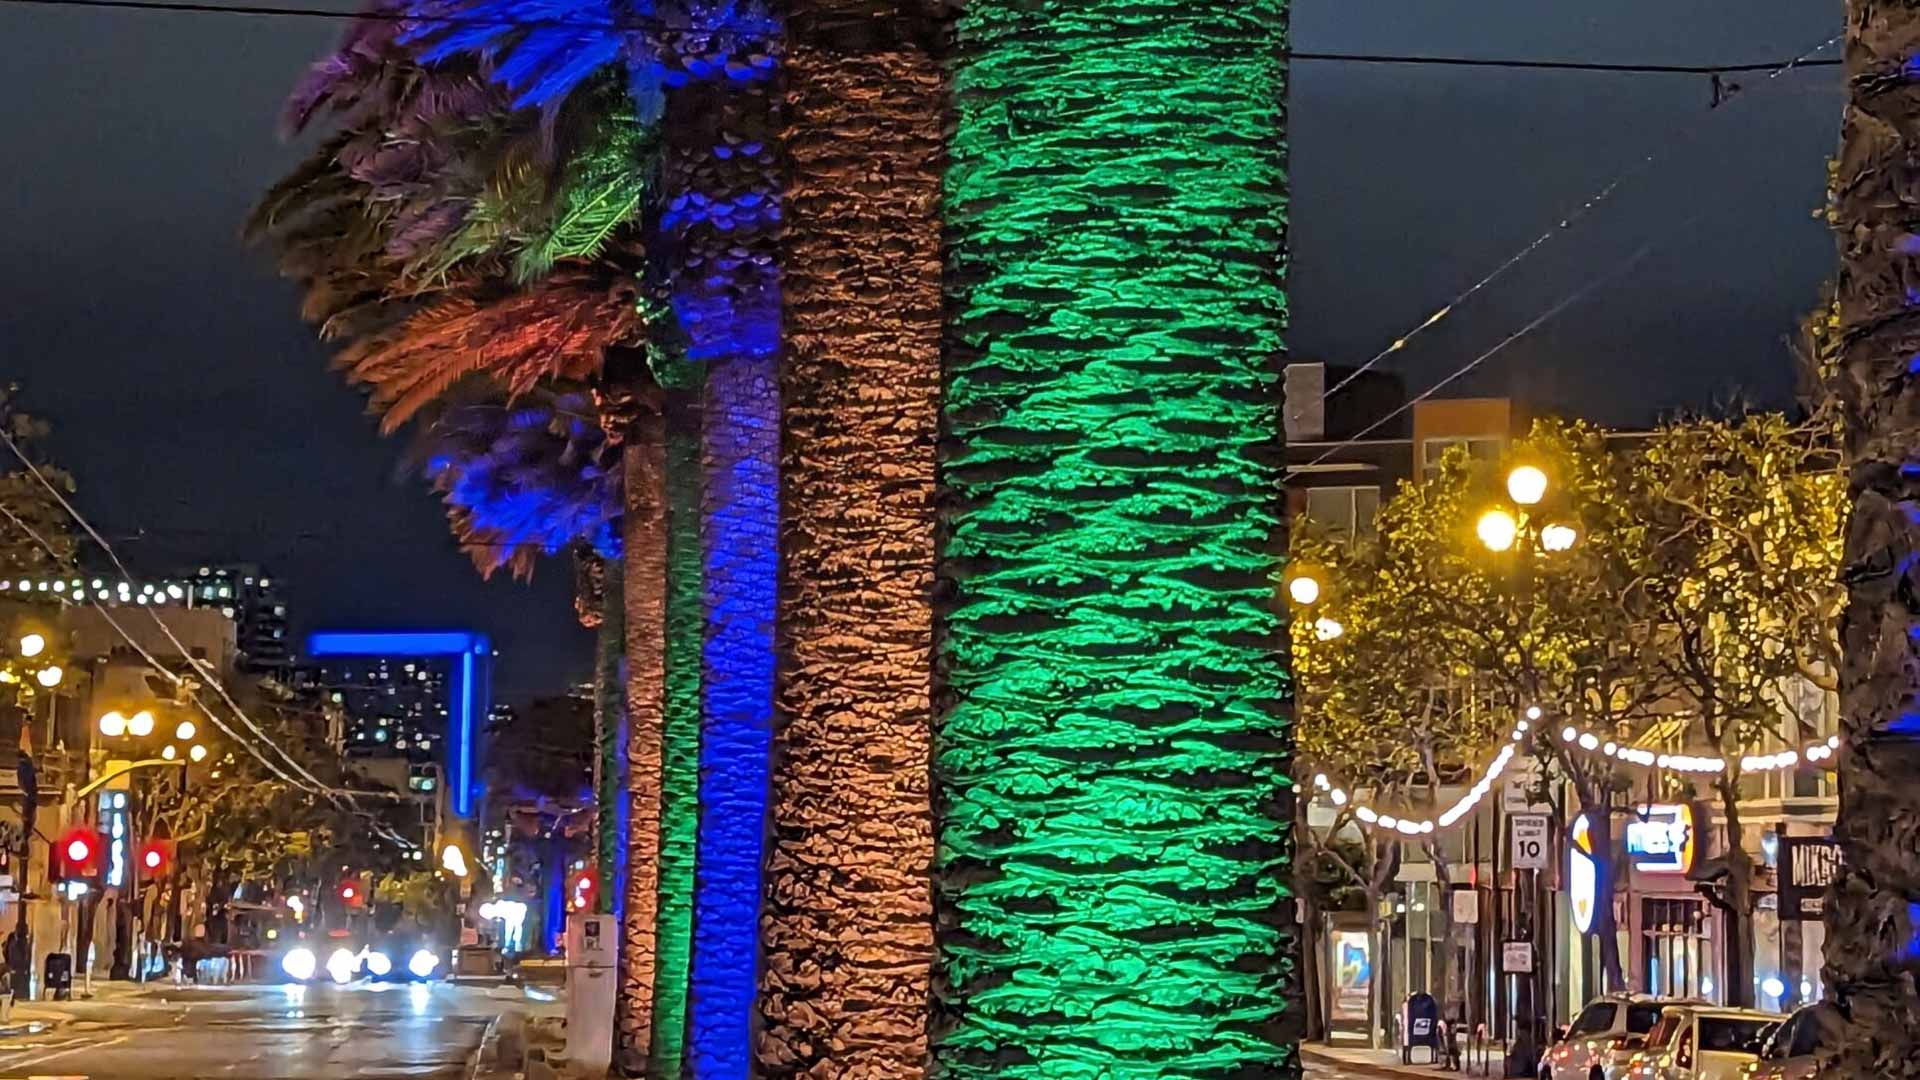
[300,631,492,820]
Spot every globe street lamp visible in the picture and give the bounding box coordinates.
[1506,464,1549,506]
[17,634,45,658]
[127,710,156,738]
[1287,574,1322,606]
[1477,509,1519,552]
[98,710,128,738]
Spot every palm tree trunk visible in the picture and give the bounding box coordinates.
[658,38,785,1075]
[934,1,1298,1075]
[595,556,626,919]
[618,409,670,1075]
[651,393,704,1077]
[756,5,944,1076]
[1825,4,1920,1073]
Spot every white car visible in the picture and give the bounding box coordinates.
[1743,1001,1841,1080]
[1541,995,1682,1080]
[1622,1006,1780,1080]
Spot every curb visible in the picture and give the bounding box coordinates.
[467,1014,502,1080]
[1302,1046,1458,1079]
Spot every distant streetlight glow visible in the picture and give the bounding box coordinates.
[1477,510,1519,552]
[161,745,177,760]
[1287,575,1321,606]
[1506,465,1549,506]
[34,666,62,688]
[175,720,196,741]
[17,633,45,658]
[128,710,155,737]
[1313,618,1344,641]
[189,744,208,763]
[99,711,128,738]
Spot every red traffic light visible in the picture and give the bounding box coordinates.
[338,878,366,907]
[55,828,102,881]
[138,839,176,875]
[567,867,598,912]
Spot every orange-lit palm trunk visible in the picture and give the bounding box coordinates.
[756,5,944,1075]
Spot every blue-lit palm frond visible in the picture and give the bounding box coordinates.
[419,385,622,577]
[399,0,778,119]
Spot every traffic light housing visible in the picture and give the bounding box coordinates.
[53,828,102,883]
[567,867,598,913]
[138,839,176,877]
[338,877,366,908]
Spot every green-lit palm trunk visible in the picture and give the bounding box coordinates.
[1824,4,1920,1073]
[757,3,944,1075]
[934,2,1299,1076]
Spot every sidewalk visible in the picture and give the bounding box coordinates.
[1305,1042,1506,1079]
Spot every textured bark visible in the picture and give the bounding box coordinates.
[597,555,628,920]
[651,396,704,1078]
[934,2,1299,1075]
[657,31,785,1076]
[1824,5,1920,1074]
[619,413,670,1075]
[757,5,944,1077]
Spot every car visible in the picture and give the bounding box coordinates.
[1743,1001,1841,1080]
[1541,995,1687,1080]
[1622,1005,1780,1080]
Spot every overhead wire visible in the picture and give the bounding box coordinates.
[1316,30,1844,406]
[0,434,419,848]
[0,0,1849,76]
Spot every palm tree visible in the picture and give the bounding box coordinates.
[754,3,944,1075]
[933,1,1300,1076]
[1823,4,1920,1073]
[252,12,681,1072]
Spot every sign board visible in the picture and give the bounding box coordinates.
[1510,814,1550,871]
[1450,887,1480,926]
[1502,758,1547,813]
[1625,803,1697,874]
[1502,941,1534,974]
[1779,837,1841,921]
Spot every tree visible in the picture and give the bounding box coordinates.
[1627,413,1845,1007]
[932,1,1297,1075]
[755,4,945,1075]
[1824,6,1920,1073]
[1290,521,1502,1046]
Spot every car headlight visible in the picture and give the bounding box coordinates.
[364,951,393,977]
[326,947,358,985]
[281,947,317,982]
[407,948,439,979]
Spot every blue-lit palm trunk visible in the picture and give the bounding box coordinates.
[935,2,1299,1076]
[658,29,783,1079]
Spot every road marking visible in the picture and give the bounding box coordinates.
[0,1033,129,1073]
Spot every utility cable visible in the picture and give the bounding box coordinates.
[0,0,1849,76]
[1318,31,1842,405]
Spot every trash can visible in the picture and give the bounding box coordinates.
[43,953,72,1002]
[1401,991,1440,1064]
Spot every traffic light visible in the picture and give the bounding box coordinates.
[338,877,366,908]
[567,867,598,913]
[138,839,176,877]
[53,828,102,883]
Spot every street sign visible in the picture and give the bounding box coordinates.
[1779,837,1841,921]
[1510,814,1550,871]
[1502,758,1547,813]
[1450,887,1480,925]
[1502,941,1534,974]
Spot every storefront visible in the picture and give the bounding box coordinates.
[1623,803,1721,1002]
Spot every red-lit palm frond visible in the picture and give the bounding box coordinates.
[338,265,645,432]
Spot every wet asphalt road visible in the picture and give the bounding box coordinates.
[0,982,509,1079]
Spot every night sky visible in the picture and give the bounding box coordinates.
[0,0,1844,700]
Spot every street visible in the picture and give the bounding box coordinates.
[0,982,525,1079]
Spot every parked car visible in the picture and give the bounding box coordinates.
[1743,1001,1841,1080]
[1622,1006,1780,1080]
[1541,994,1683,1080]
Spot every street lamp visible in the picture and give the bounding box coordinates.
[99,710,128,737]
[127,709,155,738]
[1287,574,1322,606]
[1506,465,1549,506]
[34,665,61,688]
[1476,509,1519,552]
[1540,523,1579,552]
[174,720,195,741]
[188,744,207,763]
[17,633,45,658]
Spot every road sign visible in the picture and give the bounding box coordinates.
[1510,814,1550,870]
[1502,758,1547,813]
[1502,941,1534,974]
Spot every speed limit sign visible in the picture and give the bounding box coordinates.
[1510,814,1550,870]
